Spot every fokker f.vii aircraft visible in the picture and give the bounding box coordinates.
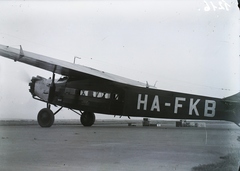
[0,44,239,127]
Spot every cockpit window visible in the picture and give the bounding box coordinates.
[58,76,68,82]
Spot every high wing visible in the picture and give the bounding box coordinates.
[0,44,146,87]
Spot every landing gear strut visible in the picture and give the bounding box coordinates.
[80,111,95,127]
[37,108,55,127]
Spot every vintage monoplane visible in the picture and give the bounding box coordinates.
[0,44,239,127]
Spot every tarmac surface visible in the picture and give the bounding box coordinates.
[0,120,239,171]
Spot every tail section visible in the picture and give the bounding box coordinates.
[223,92,240,127]
[223,92,240,103]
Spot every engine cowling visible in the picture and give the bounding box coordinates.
[29,76,52,102]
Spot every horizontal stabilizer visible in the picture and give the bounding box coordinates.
[223,92,240,103]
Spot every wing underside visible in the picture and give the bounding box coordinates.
[0,44,146,87]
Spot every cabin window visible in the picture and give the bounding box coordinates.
[114,94,119,100]
[93,92,111,99]
[65,88,78,95]
[80,90,112,100]
[80,90,88,96]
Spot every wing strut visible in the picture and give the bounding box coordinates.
[47,65,57,108]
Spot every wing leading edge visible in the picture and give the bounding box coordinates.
[0,44,146,87]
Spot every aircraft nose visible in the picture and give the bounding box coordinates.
[29,76,42,96]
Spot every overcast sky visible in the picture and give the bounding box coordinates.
[0,0,239,120]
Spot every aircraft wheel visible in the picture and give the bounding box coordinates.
[37,108,55,127]
[80,112,95,127]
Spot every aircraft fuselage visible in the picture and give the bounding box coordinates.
[123,86,237,123]
[29,76,240,125]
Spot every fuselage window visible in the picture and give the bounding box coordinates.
[93,92,103,98]
[105,93,111,99]
[80,90,88,96]
[114,94,119,100]
[65,88,78,95]
[80,90,111,99]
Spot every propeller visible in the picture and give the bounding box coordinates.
[17,68,31,84]
[20,70,31,83]
[0,60,31,84]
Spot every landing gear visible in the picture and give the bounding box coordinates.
[37,108,55,127]
[80,111,95,127]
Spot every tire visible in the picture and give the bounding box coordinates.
[37,108,54,127]
[80,112,95,127]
